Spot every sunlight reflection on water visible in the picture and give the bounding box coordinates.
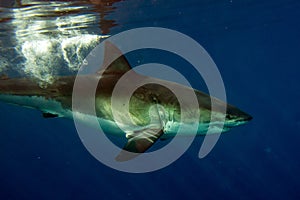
[0,1,119,84]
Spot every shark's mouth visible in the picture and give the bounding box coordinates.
[223,118,252,129]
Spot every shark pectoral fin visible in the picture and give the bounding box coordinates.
[42,112,59,118]
[115,128,164,162]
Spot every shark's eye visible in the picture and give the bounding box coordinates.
[226,114,233,120]
[150,95,158,104]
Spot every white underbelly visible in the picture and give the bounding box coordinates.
[0,94,72,117]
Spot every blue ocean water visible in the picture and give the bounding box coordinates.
[0,0,300,199]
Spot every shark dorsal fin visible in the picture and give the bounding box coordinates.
[100,41,132,75]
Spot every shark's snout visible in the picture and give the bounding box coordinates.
[224,106,253,128]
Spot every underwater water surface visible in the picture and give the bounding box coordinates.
[0,0,300,199]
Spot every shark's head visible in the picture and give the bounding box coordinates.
[223,103,253,129]
[127,77,252,136]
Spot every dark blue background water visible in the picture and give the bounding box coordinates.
[0,0,299,199]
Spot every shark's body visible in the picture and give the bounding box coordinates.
[0,41,252,160]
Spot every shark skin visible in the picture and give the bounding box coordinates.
[0,41,252,160]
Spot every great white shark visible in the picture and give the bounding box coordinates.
[0,41,252,161]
